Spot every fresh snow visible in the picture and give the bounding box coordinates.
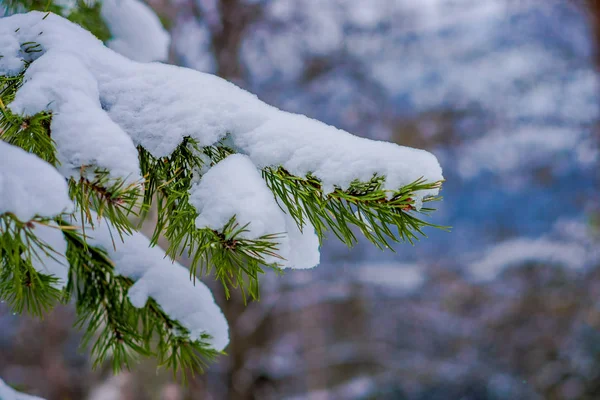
[101,0,170,62]
[0,141,73,221]
[79,215,229,351]
[282,211,320,270]
[29,222,69,289]
[8,50,142,182]
[191,154,288,241]
[0,12,443,205]
[191,154,320,269]
[231,110,442,198]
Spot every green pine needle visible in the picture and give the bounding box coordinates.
[0,214,66,317]
[263,166,448,249]
[68,169,143,240]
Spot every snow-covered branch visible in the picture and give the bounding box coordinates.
[0,9,444,377]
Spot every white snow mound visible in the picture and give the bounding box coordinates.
[0,12,442,205]
[0,141,73,221]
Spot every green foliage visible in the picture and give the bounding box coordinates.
[138,136,446,301]
[144,298,219,380]
[138,139,283,301]
[189,217,284,300]
[0,68,57,164]
[0,215,64,316]
[62,223,220,376]
[68,169,142,238]
[68,236,148,372]
[264,168,446,249]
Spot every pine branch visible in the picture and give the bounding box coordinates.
[139,137,446,299]
[143,298,220,380]
[263,167,447,249]
[0,70,57,165]
[138,139,282,301]
[137,136,204,242]
[0,214,65,317]
[188,218,284,300]
[0,208,220,376]
[63,225,147,371]
[68,169,143,240]
[0,4,449,379]
[1,67,142,238]
[181,141,447,249]
[61,223,220,376]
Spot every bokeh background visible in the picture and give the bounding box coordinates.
[2,0,600,399]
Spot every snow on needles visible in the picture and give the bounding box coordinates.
[0,11,443,203]
[0,12,442,351]
[190,154,320,269]
[80,215,229,351]
[29,222,69,289]
[0,141,73,221]
[0,142,70,289]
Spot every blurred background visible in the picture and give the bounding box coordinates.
[1,0,600,399]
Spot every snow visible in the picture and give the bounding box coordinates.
[10,50,141,181]
[282,211,320,270]
[191,154,286,240]
[190,154,320,269]
[101,0,170,63]
[0,32,23,73]
[29,222,69,289]
[0,12,443,205]
[0,378,44,400]
[232,111,442,199]
[0,141,73,221]
[78,215,229,351]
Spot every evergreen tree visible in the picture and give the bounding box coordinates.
[0,0,445,396]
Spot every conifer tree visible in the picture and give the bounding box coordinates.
[0,0,445,396]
